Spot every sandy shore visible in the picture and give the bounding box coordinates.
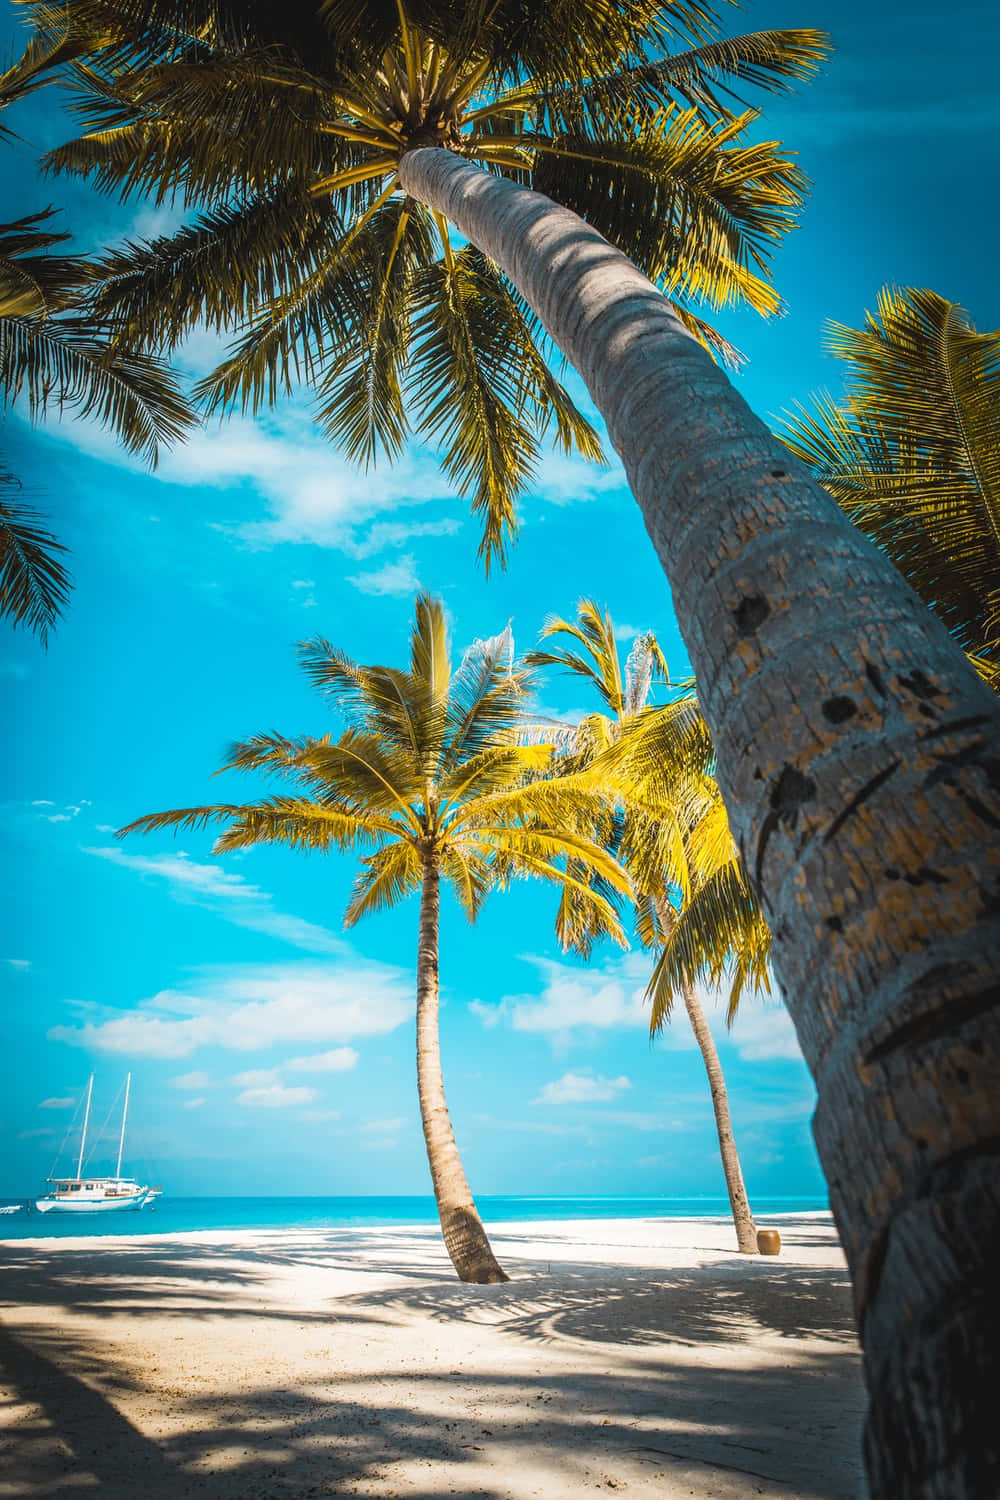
[0,1214,865,1499]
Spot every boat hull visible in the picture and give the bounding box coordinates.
[34,1193,149,1214]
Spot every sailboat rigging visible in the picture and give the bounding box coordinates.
[34,1073,161,1214]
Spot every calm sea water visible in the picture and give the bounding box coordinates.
[0,1194,829,1240]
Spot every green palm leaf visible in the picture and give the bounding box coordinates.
[0,471,71,642]
[777,287,1000,665]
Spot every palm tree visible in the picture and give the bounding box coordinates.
[776,286,1000,687]
[121,594,629,1283]
[22,1,827,567]
[22,7,1000,1489]
[0,43,195,639]
[527,600,759,1253]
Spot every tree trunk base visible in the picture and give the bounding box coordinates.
[441,1204,510,1284]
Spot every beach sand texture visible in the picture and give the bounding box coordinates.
[0,1214,865,1499]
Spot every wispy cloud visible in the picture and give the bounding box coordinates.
[39,1095,76,1109]
[238,1084,319,1109]
[472,954,653,1037]
[5,958,31,972]
[286,1047,358,1073]
[726,995,802,1062]
[171,1070,210,1090]
[536,1071,632,1104]
[82,845,344,954]
[49,959,413,1059]
[348,554,420,597]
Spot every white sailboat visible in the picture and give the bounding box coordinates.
[34,1073,160,1214]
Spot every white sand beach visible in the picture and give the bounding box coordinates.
[0,1214,865,1499]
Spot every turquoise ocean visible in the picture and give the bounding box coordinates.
[0,1194,829,1240]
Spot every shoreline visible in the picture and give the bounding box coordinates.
[0,1214,864,1498]
[0,1207,836,1250]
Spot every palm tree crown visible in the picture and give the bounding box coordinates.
[122,594,628,1280]
[527,600,769,1019]
[21,0,827,564]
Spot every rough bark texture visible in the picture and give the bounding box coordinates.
[415,855,508,1284]
[398,146,1000,1496]
[653,895,758,1254]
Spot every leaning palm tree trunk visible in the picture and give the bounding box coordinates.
[416,857,508,1284]
[681,981,758,1254]
[654,896,757,1254]
[398,147,1000,1496]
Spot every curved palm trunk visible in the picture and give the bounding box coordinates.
[416,854,508,1284]
[654,896,757,1254]
[681,981,758,1254]
[399,148,1000,1496]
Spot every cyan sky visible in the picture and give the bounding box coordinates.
[2,1,996,1199]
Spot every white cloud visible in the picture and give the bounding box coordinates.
[348,554,420,597]
[39,1096,76,1109]
[231,1067,281,1087]
[349,517,460,558]
[82,845,344,954]
[184,1097,207,1109]
[531,448,621,506]
[286,1047,358,1074]
[238,1084,319,1109]
[612,622,642,643]
[477,954,653,1036]
[46,813,72,823]
[5,958,30,972]
[171,1070,211,1090]
[536,1071,632,1105]
[361,1116,407,1134]
[725,996,803,1062]
[49,960,413,1059]
[31,799,54,807]
[292,579,315,589]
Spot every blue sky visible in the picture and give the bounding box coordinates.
[2,0,996,1200]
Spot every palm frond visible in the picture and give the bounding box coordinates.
[0,313,195,462]
[344,837,422,924]
[647,862,770,1032]
[777,287,1000,661]
[118,796,380,852]
[0,481,71,642]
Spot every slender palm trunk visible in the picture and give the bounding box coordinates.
[654,896,757,1254]
[415,853,508,1283]
[681,982,758,1253]
[399,147,1000,1496]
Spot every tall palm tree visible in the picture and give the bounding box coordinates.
[21,0,826,567]
[527,600,759,1253]
[1,43,195,640]
[121,594,629,1283]
[21,6,1000,1489]
[777,286,1000,687]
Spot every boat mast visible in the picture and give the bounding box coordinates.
[115,1072,131,1179]
[75,1074,94,1180]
